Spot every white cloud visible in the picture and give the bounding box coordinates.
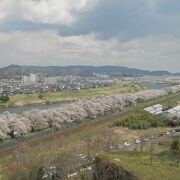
[0,30,180,72]
[0,0,96,25]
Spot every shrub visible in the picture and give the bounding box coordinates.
[38,94,43,99]
[171,140,179,151]
[0,94,10,102]
[45,100,51,105]
[112,111,168,130]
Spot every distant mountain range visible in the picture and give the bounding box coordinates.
[0,65,179,79]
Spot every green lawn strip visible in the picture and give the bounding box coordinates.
[0,84,141,108]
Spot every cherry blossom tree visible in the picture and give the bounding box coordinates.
[1,84,180,141]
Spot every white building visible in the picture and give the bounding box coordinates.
[22,76,31,84]
[30,74,37,84]
[22,74,38,84]
[145,104,180,117]
[144,104,163,115]
[45,77,58,84]
[166,105,180,117]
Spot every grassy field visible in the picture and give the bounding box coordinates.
[99,150,180,180]
[0,84,141,108]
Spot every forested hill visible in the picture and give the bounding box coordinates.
[0,64,176,79]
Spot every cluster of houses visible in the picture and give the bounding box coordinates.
[0,74,117,96]
[144,104,180,117]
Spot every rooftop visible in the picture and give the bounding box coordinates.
[144,104,163,115]
[166,105,180,115]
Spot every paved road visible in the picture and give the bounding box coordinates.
[121,129,180,151]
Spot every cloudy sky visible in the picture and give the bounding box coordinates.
[0,0,180,72]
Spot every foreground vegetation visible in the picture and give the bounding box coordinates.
[112,111,168,130]
[4,126,179,180]
[98,149,180,180]
[0,84,141,108]
[0,86,180,179]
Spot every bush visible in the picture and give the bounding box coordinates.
[112,111,168,130]
[45,100,51,105]
[0,94,10,103]
[171,140,179,151]
[38,94,43,99]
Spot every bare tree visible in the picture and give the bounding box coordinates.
[149,141,156,165]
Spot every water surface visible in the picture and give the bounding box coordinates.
[0,103,67,114]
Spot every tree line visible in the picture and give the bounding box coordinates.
[0,85,180,141]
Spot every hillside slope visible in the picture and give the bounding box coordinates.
[0,65,175,79]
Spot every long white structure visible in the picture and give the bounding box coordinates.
[166,105,180,117]
[144,104,163,115]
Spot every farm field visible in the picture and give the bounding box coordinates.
[0,84,141,108]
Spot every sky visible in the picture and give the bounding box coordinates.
[0,0,180,72]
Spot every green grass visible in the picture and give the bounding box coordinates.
[0,84,141,108]
[0,156,15,167]
[112,111,168,130]
[100,150,180,180]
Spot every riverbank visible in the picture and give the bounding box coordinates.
[0,84,141,109]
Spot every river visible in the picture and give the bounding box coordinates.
[0,103,67,114]
[138,81,172,89]
[0,82,172,114]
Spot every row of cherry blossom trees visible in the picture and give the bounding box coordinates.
[0,85,180,141]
